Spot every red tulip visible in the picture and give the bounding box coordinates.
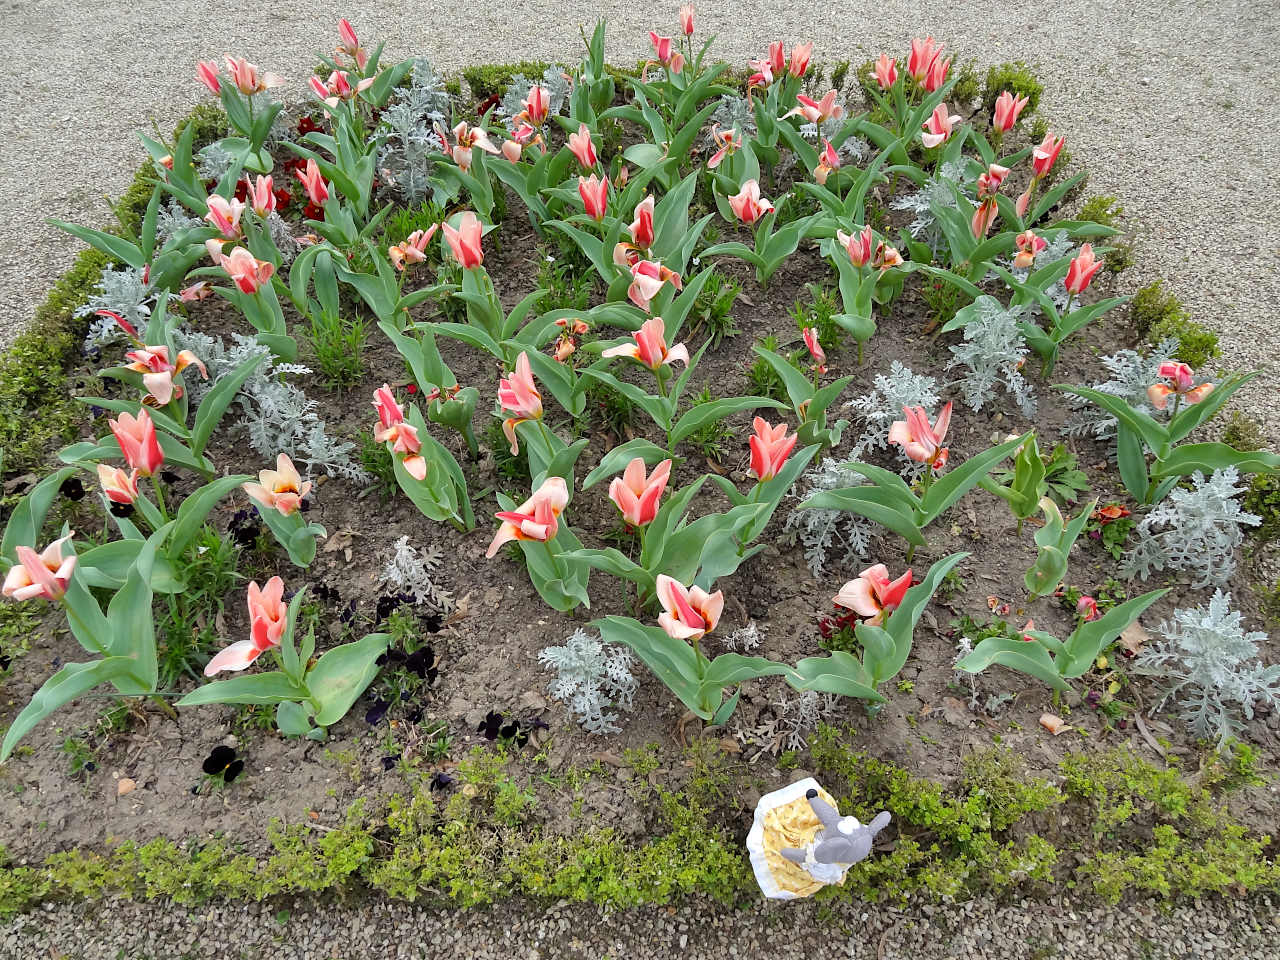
[834,564,912,626]
[888,402,952,471]
[1076,596,1100,622]
[837,225,874,267]
[923,55,951,93]
[196,60,221,95]
[748,417,797,482]
[1032,133,1066,178]
[578,174,609,221]
[907,36,942,83]
[497,353,544,455]
[204,577,288,675]
[109,409,164,477]
[372,383,427,480]
[728,179,774,225]
[2,533,77,603]
[678,4,695,35]
[1064,243,1102,295]
[992,91,1030,133]
[629,195,655,249]
[243,454,311,517]
[602,315,689,371]
[802,327,826,373]
[442,211,484,269]
[486,477,569,557]
[295,158,329,207]
[767,41,786,77]
[609,457,672,527]
[656,574,723,642]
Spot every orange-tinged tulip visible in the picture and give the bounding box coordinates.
[656,574,723,642]
[749,417,797,482]
[388,224,438,271]
[814,138,841,185]
[97,464,139,505]
[3,534,77,602]
[788,42,813,78]
[1147,361,1214,410]
[1013,230,1046,268]
[372,383,427,480]
[609,457,672,527]
[123,344,208,406]
[602,315,689,371]
[442,211,484,269]
[888,402,952,471]
[498,352,544,455]
[109,409,164,477]
[205,577,288,675]
[243,454,312,517]
[1064,243,1102,295]
[485,477,569,557]
[708,126,742,170]
[834,563,912,626]
[971,197,998,239]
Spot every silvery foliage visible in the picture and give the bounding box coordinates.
[1004,231,1075,315]
[172,329,370,483]
[785,459,876,575]
[77,267,175,349]
[1135,591,1280,748]
[499,67,570,130]
[774,690,842,751]
[539,629,638,735]
[197,141,237,181]
[379,536,453,610]
[708,95,757,142]
[892,159,965,249]
[722,620,762,652]
[946,296,1037,417]
[1064,338,1179,443]
[844,360,940,461]
[155,199,205,244]
[1122,468,1260,589]
[265,211,300,264]
[377,59,451,203]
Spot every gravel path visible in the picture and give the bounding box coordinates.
[4,1,1279,955]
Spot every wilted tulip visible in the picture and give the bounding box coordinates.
[814,139,841,185]
[243,454,312,517]
[204,577,288,675]
[889,402,952,471]
[2,533,77,603]
[1147,361,1214,410]
[977,163,1010,198]
[1076,595,1100,622]
[834,564,912,626]
[609,457,672,527]
[124,343,208,406]
[707,127,741,169]
[485,477,569,557]
[656,574,723,642]
[109,410,164,477]
[1013,230,1047,268]
[748,417,797,482]
[372,384,427,480]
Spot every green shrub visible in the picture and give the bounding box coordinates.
[951,61,982,106]
[1244,473,1280,540]
[1077,195,1124,229]
[981,61,1044,118]
[461,61,551,101]
[1132,281,1219,367]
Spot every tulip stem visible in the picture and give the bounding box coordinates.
[149,475,169,522]
[905,543,916,564]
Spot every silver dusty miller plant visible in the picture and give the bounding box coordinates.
[539,629,637,735]
[785,458,875,575]
[172,330,369,483]
[77,266,175,349]
[844,360,940,464]
[892,159,964,250]
[154,199,205,244]
[945,296,1036,417]
[1122,468,1259,589]
[377,59,451,203]
[1064,338,1179,443]
[708,95,757,141]
[379,536,453,611]
[1134,591,1280,749]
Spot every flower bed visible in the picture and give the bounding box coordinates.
[0,13,1277,910]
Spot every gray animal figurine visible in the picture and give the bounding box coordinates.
[779,788,891,879]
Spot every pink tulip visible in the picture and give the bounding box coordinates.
[788,42,813,78]
[1015,187,1033,219]
[907,36,942,83]
[888,402,953,471]
[609,457,672,527]
[1076,595,1100,622]
[871,54,897,90]
[679,4,695,35]
[123,343,208,406]
[992,91,1030,133]
[1013,230,1047,269]
[441,120,501,172]
[749,417,797,482]
[97,464,139,505]
[500,139,522,162]
[656,574,723,642]
[921,104,960,149]
[728,179,774,225]
[243,454,312,517]
[837,225,874,267]
[971,198,998,239]
[372,384,427,481]
[208,242,275,294]
[922,55,951,93]
[295,159,329,207]
[814,138,841,185]
[196,60,221,95]
[442,211,484,269]
[629,195,655,249]
[802,327,826,373]
[109,409,164,477]
[649,31,676,66]
[498,352,544,455]
[708,126,742,169]
[522,85,550,126]
[312,69,374,107]
[568,124,597,168]
[626,259,682,312]
[204,577,288,675]
[485,477,569,557]
[579,174,609,221]
[1064,243,1102,295]
[872,242,904,271]
[336,18,369,70]
[224,56,284,96]
[388,224,439,271]
[204,195,244,239]
[977,163,1010,198]
[834,564,912,626]
[180,281,213,302]
[767,41,786,77]
[1147,361,1214,410]
[602,315,689,370]
[247,175,275,217]
[785,90,844,125]
[1032,133,1066,178]
[2,533,77,603]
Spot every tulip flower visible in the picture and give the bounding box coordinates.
[2,533,77,603]
[440,120,501,172]
[485,477,569,557]
[747,59,774,91]
[748,417,797,482]
[802,327,827,374]
[875,54,898,89]
[224,56,284,96]
[602,315,689,371]
[649,31,682,71]
[1064,243,1102,295]
[1147,361,1214,410]
[243,454,312,517]
[629,195,655,249]
[971,198,998,239]
[109,410,164,477]
[207,242,275,294]
[388,224,439,271]
[992,91,1030,133]
[977,163,1010,198]
[1013,230,1047,269]
[496,352,544,454]
[785,90,844,125]
[1077,596,1100,622]
[247,175,276,217]
[568,123,597,168]
[372,384,427,480]
[707,126,741,169]
[609,457,672,527]
[656,574,723,642]
[204,577,288,675]
[837,225,874,267]
[626,259,682,312]
[336,18,369,70]
[442,211,484,269]
[767,41,786,77]
[311,69,374,107]
[788,42,813,78]
[180,281,213,303]
[196,60,221,95]
[295,158,329,208]
[814,138,841,185]
[834,563,912,626]
[923,55,951,93]
[578,174,609,221]
[907,36,942,83]
[872,242,904,271]
[97,464,139,505]
[921,103,960,148]
[728,179,774,225]
[204,195,245,238]
[1031,133,1066,178]
[553,335,576,362]
[123,343,208,406]
[522,85,550,126]
[500,139,522,162]
[888,402,952,471]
